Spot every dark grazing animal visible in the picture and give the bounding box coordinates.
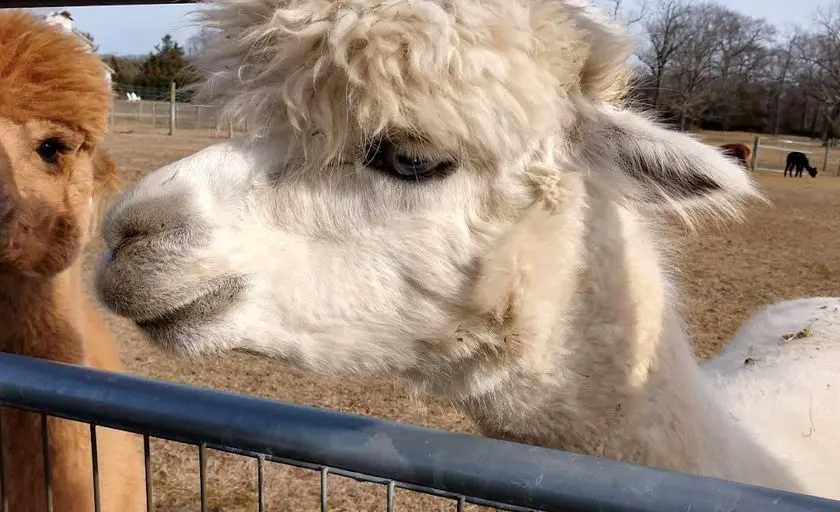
[719,143,752,169]
[784,151,818,178]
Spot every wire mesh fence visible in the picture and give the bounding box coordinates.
[107,83,247,138]
[108,98,243,137]
[692,131,840,177]
[753,136,840,176]
[0,352,839,512]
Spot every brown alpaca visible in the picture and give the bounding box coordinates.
[719,143,752,169]
[0,11,145,512]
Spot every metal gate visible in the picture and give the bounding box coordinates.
[0,353,837,512]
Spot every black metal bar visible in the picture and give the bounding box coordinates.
[199,443,207,512]
[0,411,7,512]
[0,353,837,512]
[257,455,265,512]
[40,414,53,512]
[0,1,197,7]
[143,434,152,512]
[90,424,101,512]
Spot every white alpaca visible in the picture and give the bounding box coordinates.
[93,0,840,500]
[43,10,74,33]
[42,10,114,90]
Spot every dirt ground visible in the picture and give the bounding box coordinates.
[83,132,840,511]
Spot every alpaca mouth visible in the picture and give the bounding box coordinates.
[134,274,247,331]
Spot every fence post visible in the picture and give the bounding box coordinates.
[750,135,760,172]
[169,81,176,136]
[228,121,234,139]
[822,142,831,177]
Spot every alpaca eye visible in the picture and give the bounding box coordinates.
[363,140,453,181]
[37,137,67,164]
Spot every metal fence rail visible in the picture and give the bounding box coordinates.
[0,353,838,512]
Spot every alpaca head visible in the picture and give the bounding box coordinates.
[0,11,119,279]
[95,0,760,387]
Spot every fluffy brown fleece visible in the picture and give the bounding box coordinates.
[0,10,145,512]
[720,143,752,169]
[0,10,110,145]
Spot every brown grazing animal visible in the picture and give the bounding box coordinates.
[0,10,145,512]
[719,143,752,169]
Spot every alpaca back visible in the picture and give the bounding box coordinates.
[704,297,840,499]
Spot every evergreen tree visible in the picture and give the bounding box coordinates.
[136,35,197,99]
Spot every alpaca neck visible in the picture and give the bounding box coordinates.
[0,262,101,511]
[453,182,799,491]
[0,263,87,363]
[457,303,799,491]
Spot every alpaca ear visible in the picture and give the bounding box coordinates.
[91,146,120,197]
[573,101,762,214]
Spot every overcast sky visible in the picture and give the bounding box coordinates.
[22,0,838,56]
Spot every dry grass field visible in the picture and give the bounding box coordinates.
[81,131,840,511]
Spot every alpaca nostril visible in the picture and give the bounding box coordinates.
[112,227,149,256]
[107,220,212,261]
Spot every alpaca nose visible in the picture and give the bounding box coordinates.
[101,189,212,259]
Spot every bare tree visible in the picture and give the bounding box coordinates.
[637,0,689,107]
[711,9,774,79]
[704,6,775,130]
[603,0,648,26]
[186,26,225,58]
[769,31,800,135]
[634,1,777,131]
[664,2,720,129]
[796,4,840,141]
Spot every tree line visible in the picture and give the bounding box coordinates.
[613,0,840,141]
[102,34,198,102]
[98,1,839,140]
